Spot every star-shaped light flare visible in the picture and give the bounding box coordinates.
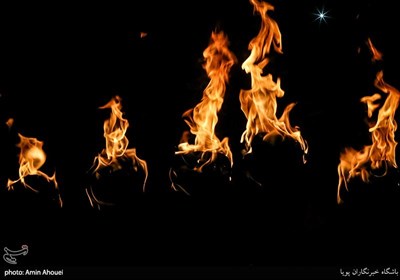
[313,7,330,24]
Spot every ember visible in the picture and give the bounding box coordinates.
[86,96,148,209]
[172,31,236,195]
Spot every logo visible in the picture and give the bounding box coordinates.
[3,245,29,265]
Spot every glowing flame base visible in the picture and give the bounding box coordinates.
[170,151,232,196]
[241,135,306,189]
[4,175,62,209]
[338,166,400,207]
[86,156,148,209]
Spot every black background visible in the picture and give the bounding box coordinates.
[1,1,399,279]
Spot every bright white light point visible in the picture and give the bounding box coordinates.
[313,7,330,24]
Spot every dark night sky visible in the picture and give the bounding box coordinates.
[0,1,399,279]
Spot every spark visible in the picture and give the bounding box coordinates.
[313,7,330,24]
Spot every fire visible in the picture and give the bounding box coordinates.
[176,31,237,171]
[6,118,14,128]
[7,133,62,207]
[337,39,400,204]
[239,0,308,158]
[87,95,148,208]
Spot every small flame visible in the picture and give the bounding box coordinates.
[240,0,308,159]
[367,38,383,62]
[6,118,14,128]
[87,96,148,208]
[337,40,400,204]
[176,31,237,171]
[7,133,62,207]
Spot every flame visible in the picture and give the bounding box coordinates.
[7,133,62,207]
[6,118,14,128]
[87,96,148,208]
[92,95,148,180]
[337,40,400,204]
[176,31,237,171]
[239,0,308,158]
[367,38,383,62]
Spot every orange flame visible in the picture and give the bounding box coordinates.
[87,96,148,208]
[176,31,237,171]
[7,133,62,207]
[240,0,308,158]
[6,118,14,128]
[337,39,400,204]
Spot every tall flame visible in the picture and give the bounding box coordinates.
[176,31,237,171]
[90,95,148,190]
[240,0,307,158]
[7,133,62,207]
[337,39,400,204]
